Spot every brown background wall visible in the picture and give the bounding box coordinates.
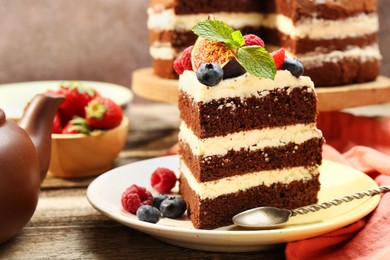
[0,0,388,88]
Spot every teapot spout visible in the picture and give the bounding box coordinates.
[19,93,65,182]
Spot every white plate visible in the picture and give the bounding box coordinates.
[0,80,133,119]
[87,156,380,252]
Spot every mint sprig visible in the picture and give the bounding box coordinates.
[192,19,276,80]
[237,47,276,80]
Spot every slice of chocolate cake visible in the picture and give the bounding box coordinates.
[177,19,323,229]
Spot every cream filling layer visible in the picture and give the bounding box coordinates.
[179,70,314,103]
[179,122,322,157]
[263,13,378,40]
[180,160,319,200]
[150,42,177,60]
[286,44,382,69]
[147,9,262,31]
[148,8,378,40]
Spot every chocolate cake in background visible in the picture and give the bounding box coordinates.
[147,0,381,86]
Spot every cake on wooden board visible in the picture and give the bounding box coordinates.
[148,0,381,86]
[176,19,324,229]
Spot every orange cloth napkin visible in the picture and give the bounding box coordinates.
[286,113,390,260]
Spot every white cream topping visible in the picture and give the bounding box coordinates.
[180,160,319,199]
[147,9,262,31]
[262,13,378,40]
[179,122,322,157]
[149,42,177,59]
[179,70,314,103]
[148,8,378,40]
[286,44,382,69]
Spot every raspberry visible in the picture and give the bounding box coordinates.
[271,48,285,70]
[150,167,177,193]
[121,184,153,214]
[180,45,193,71]
[243,34,265,47]
[173,46,193,75]
[173,57,184,75]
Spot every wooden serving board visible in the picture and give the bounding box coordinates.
[132,68,390,111]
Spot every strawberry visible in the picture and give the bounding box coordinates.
[85,97,123,129]
[52,112,63,134]
[271,48,285,70]
[62,117,90,134]
[56,81,99,125]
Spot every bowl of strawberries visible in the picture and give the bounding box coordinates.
[47,81,129,178]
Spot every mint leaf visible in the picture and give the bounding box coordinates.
[225,39,241,49]
[192,20,234,43]
[231,30,245,47]
[237,46,276,79]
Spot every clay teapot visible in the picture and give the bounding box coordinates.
[0,93,64,244]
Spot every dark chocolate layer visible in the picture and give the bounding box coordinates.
[149,27,262,48]
[179,172,320,229]
[179,87,317,139]
[263,28,378,54]
[264,0,377,21]
[304,58,380,87]
[153,59,177,79]
[150,0,263,15]
[179,137,323,182]
[150,0,377,19]
[153,55,381,86]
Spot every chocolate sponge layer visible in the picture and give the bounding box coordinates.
[179,172,320,229]
[179,137,323,182]
[179,86,317,139]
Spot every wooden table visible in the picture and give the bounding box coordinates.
[0,103,285,259]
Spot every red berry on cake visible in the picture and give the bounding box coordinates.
[173,57,185,75]
[180,46,193,71]
[243,34,265,47]
[174,46,193,75]
[271,48,286,70]
[150,167,177,193]
[121,184,154,214]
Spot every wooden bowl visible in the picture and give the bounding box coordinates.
[48,116,129,178]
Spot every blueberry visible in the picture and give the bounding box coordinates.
[159,197,187,218]
[196,63,223,86]
[136,205,161,224]
[282,57,304,78]
[153,194,168,209]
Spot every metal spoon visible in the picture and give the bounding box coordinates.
[232,186,390,229]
